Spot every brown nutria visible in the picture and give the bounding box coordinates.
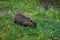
[14,13,36,28]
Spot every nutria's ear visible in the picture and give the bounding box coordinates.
[30,19,33,20]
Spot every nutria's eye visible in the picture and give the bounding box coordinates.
[30,20,32,22]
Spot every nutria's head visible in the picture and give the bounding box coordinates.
[29,20,36,28]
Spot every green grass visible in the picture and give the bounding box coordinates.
[0,0,60,40]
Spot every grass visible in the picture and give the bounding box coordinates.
[0,0,60,40]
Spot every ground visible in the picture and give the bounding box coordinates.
[0,0,60,40]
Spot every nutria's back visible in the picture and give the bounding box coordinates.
[15,13,30,20]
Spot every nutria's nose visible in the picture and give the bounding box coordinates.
[31,23,36,28]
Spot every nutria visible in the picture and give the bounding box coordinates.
[14,13,36,28]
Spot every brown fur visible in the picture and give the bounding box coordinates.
[14,13,36,28]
